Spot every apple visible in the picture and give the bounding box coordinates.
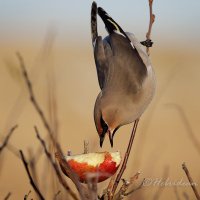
[56,151,121,183]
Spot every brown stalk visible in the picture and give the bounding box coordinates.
[111,119,139,195]
[146,0,155,55]
[17,52,89,199]
[0,125,18,155]
[4,192,12,200]
[182,163,200,200]
[19,150,45,200]
[34,126,79,200]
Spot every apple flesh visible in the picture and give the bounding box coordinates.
[56,151,121,183]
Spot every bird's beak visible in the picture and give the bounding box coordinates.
[100,134,105,147]
[109,131,113,147]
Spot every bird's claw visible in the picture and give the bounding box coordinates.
[140,39,153,47]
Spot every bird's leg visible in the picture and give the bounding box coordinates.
[140,39,153,47]
[111,119,140,195]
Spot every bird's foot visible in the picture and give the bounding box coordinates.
[140,39,153,47]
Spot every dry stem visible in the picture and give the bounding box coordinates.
[146,0,155,55]
[0,125,18,155]
[19,150,45,200]
[111,119,139,195]
[4,192,12,200]
[182,163,200,200]
[35,126,79,200]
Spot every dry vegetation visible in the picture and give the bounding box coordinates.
[0,0,200,200]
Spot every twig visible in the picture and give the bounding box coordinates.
[24,190,31,200]
[17,52,88,199]
[16,52,54,140]
[53,191,61,200]
[19,150,45,200]
[34,126,79,200]
[124,178,145,196]
[112,119,139,195]
[146,0,155,55]
[0,125,18,155]
[4,192,12,200]
[84,140,89,154]
[113,172,143,200]
[182,163,200,200]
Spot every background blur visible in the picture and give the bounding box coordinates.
[0,0,200,199]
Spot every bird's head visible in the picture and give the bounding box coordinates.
[94,95,120,147]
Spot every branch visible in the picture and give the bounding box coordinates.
[0,125,18,155]
[34,126,79,200]
[146,0,155,55]
[19,150,45,200]
[16,52,54,140]
[182,163,200,200]
[111,119,139,195]
[4,192,11,200]
[113,172,143,200]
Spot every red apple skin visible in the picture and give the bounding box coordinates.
[58,152,120,183]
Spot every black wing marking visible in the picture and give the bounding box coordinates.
[98,7,134,49]
[91,2,98,46]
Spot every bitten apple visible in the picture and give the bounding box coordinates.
[56,151,121,183]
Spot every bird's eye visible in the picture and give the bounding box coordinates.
[100,116,108,133]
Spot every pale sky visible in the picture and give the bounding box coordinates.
[0,0,200,47]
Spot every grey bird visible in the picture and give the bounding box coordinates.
[91,2,156,147]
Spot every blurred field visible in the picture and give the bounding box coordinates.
[0,1,200,199]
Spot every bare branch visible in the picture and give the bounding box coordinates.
[112,119,139,195]
[24,190,31,200]
[146,0,155,55]
[124,178,145,196]
[34,126,79,200]
[19,150,45,200]
[0,125,18,155]
[16,52,54,140]
[53,190,61,200]
[4,192,12,200]
[182,163,200,200]
[84,140,89,154]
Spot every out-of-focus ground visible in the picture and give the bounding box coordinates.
[0,1,200,199]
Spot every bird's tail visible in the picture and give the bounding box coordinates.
[91,1,98,46]
[98,7,130,42]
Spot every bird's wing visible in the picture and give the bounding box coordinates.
[97,7,148,92]
[91,2,112,89]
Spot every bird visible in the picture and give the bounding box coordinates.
[91,2,156,147]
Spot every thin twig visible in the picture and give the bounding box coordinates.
[4,192,12,200]
[146,0,155,55]
[124,178,145,196]
[19,150,45,200]
[17,52,88,199]
[24,190,31,200]
[182,163,200,200]
[16,52,54,140]
[0,125,18,155]
[113,172,143,200]
[84,140,89,154]
[53,191,61,200]
[34,126,79,200]
[112,119,139,195]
